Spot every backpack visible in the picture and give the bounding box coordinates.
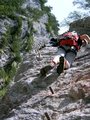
[50,31,80,50]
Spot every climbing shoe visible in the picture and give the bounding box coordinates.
[40,65,53,76]
[57,56,64,75]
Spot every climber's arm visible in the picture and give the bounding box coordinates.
[79,34,90,47]
[80,34,90,44]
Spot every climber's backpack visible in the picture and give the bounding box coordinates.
[50,31,80,50]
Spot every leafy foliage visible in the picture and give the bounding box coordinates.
[46,13,59,35]
[0,87,7,97]
[0,16,22,86]
[39,0,59,35]
[0,0,25,16]
[27,7,44,21]
[0,0,60,96]
[0,17,34,95]
[39,0,47,9]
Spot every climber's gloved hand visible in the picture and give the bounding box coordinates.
[49,38,58,47]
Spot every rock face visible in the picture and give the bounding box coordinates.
[33,14,49,50]
[0,1,49,68]
[0,44,90,120]
[69,17,90,35]
[0,1,90,119]
[0,0,51,88]
[22,0,41,9]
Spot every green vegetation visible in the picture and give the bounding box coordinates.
[39,0,47,10]
[0,87,7,97]
[0,19,22,96]
[0,0,24,16]
[0,16,22,88]
[27,7,44,21]
[39,1,60,35]
[23,21,34,52]
[24,33,33,52]
[0,0,60,96]
[0,17,34,97]
[46,13,59,35]
[39,0,59,35]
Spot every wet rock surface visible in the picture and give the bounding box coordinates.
[0,45,90,120]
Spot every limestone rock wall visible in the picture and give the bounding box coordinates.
[0,0,50,87]
[0,45,90,120]
[0,2,90,120]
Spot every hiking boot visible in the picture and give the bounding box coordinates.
[57,56,64,75]
[40,65,53,76]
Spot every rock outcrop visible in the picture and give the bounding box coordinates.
[0,0,59,89]
[0,44,90,120]
[0,1,90,120]
[69,17,90,35]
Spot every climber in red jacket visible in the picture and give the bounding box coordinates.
[40,31,90,76]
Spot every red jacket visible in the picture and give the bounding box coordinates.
[59,32,80,50]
